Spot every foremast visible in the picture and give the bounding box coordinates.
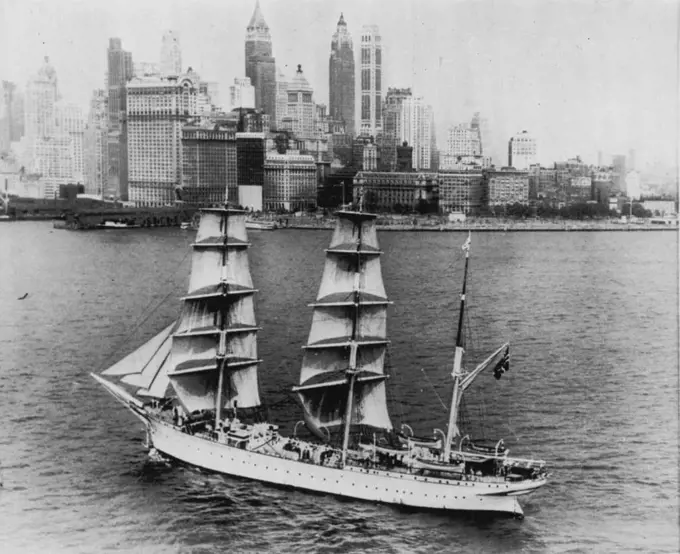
[168,208,262,427]
[444,233,471,461]
[293,211,393,466]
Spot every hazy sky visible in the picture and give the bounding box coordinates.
[2,0,677,169]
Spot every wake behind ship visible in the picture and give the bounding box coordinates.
[92,206,548,516]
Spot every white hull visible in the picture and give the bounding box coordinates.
[147,417,544,516]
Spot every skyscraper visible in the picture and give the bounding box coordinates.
[400,96,433,170]
[245,1,277,122]
[127,71,200,206]
[1,81,24,152]
[360,25,382,137]
[160,30,182,76]
[329,13,355,136]
[508,130,537,170]
[287,65,315,139]
[107,38,134,200]
[381,87,411,171]
[84,89,108,196]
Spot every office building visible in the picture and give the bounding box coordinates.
[286,65,315,139]
[329,13,355,136]
[230,77,255,110]
[126,71,200,206]
[359,25,382,137]
[438,170,484,214]
[508,130,537,170]
[181,121,237,205]
[263,151,317,211]
[400,96,433,170]
[486,169,530,206]
[107,38,134,200]
[353,171,437,212]
[381,87,411,171]
[160,30,182,76]
[237,131,266,210]
[1,81,24,152]
[84,89,109,196]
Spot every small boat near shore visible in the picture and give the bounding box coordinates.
[245,219,278,230]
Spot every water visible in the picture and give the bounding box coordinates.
[0,222,677,553]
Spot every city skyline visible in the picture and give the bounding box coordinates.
[1,0,677,170]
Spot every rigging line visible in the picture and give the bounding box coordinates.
[420,368,449,413]
[96,246,192,372]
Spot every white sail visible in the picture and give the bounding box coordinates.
[137,351,173,399]
[296,211,393,434]
[169,208,262,414]
[103,323,174,377]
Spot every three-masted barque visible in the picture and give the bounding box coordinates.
[93,206,548,516]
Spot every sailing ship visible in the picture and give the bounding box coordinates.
[92,206,548,516]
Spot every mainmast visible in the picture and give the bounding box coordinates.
[293,210,393,461]
[443,232,471,461]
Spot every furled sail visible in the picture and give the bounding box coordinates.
[293,211,392,433]
[168,208,262,414]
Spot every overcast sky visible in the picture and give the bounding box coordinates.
[2,0,677,169]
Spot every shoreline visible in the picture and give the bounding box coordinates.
[281,222,678,232]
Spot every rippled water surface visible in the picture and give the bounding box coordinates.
[0,222,677,553]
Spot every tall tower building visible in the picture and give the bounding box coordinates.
[274,73,289,130]
[508,130,537,170]
[160,30,182,76]
[24,57,59,139]
[329,13,355,136]
[400,96,433,170]
[360,25,382,137]
[107,38,134,200]
[287,65,315,139]
[245,1,277,122]
[84,89,109,196]
[127,72,200,206]
[381,87,411,171]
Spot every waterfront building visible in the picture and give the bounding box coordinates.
[567,176,593,203]
[229,77,255,110]
[237,131,266,210]
[263,151,317,211]
[126,71,200,206]
[508,130,537,170]
[352,171,437,212]
[592,169,614,205]
[641,199,676,216]
[438,169,484,214]
[181,121,237,205]
[329,13,355,137]
[486,169,529,206]
[400,96,433,170]
[625,170,641,200]
[84,89,108,196]
[107,38,134,200]
[286,65,316,139]
[359,25,382,137]
[245,0,277,122]
[381,88,411,171]
[160,30,182,76]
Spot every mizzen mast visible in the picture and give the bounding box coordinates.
[443,232,471,461]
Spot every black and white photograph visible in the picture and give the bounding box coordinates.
[0,0,677,552]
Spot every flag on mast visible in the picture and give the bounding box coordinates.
[462,232,471,252]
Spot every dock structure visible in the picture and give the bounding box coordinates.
[54,206,197,230]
